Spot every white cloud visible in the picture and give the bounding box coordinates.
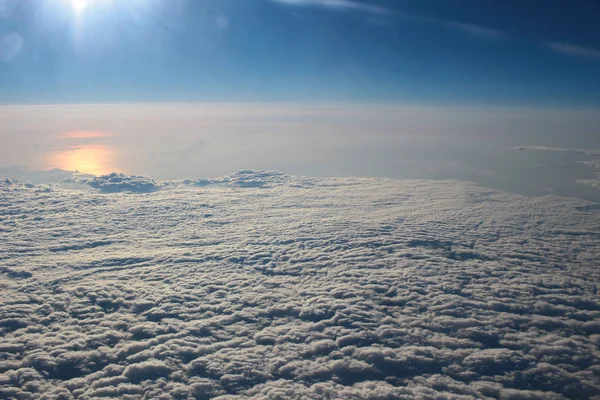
[1,172,600,398]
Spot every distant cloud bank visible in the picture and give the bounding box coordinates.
[517,146,600,189]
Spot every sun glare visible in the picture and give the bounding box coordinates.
[71,0,109,13]
[48,144,119,176]
[72,0,89,12]
[46,131,119,176]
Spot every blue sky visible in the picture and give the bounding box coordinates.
[0,0,599,105]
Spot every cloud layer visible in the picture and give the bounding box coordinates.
[1,173,600,399]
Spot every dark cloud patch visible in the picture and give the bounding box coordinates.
[0,266,32,280]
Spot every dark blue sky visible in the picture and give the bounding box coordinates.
[0,0,599,105]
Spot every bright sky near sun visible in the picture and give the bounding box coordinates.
[70,0,88,12]
[0,0,599,106]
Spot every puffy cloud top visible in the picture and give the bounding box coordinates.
[87,173,160,193]
[0,174,599,399]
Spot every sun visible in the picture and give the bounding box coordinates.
[70,0,108,13]
[72,0,89,12]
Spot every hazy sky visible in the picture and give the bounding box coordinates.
[2,103,600,201]
[2,1,600,201]
[1,0,599,105]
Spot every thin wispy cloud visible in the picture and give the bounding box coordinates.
[416,16,508,39]
[273,1,598,66]
[545,42,600,60]
[272,0,507,40]
[441,20,508,39]
[276,2,596,56]
[271,0,393,15]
